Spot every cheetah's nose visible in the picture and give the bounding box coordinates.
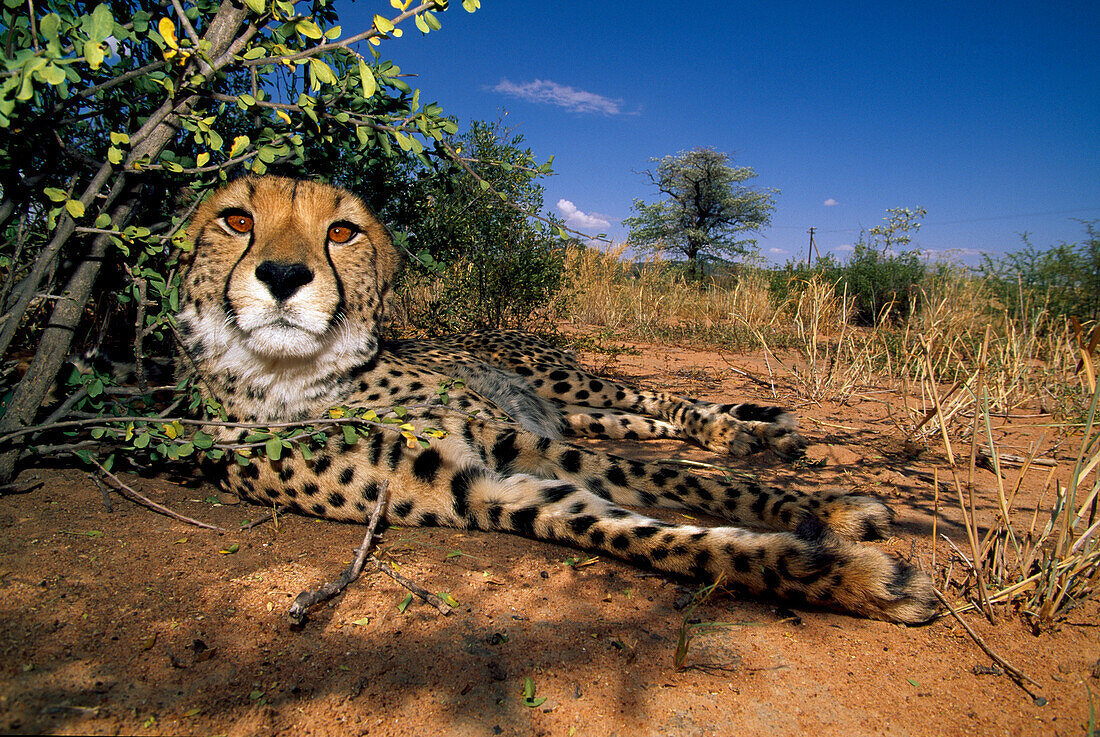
[255,260,314,302]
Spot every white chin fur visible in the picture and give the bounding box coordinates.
[244,324,325,359]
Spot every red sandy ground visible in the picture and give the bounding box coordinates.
[1,342,1097,736]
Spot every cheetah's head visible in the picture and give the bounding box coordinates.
[179,176,398,364]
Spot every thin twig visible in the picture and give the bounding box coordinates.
[85,455,227,532]
[287,481,390,624]
[371,558,454,616]
[932,588,1044,701]
[241,504,292,531]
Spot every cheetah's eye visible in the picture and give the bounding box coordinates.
[327,223,358,244]
[224,213,253,234]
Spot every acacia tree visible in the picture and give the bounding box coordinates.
[624,147,777,279]
[868,206,927,256]
[0,0,496,483]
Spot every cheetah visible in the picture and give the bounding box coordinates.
[175,175,938,624]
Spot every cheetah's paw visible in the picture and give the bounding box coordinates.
[804,492,896,542]
[692,403,807,458]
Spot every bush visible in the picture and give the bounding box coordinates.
[842,242,926,324]
[979,223,1100,324]
[393,120,565,334]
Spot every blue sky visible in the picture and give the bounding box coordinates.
[351,1,1099,264]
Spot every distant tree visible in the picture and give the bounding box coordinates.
[868,207,927,256]
[843,206,927,324]
[624,148,777,279]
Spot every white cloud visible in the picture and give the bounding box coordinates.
[835,243,854,252]
[823,198,839,206]
[557,199,611,231]
[768,247,787,255]
[493,79,623,115]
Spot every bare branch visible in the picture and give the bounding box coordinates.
[287,481,390,624]
[86,455,228,533]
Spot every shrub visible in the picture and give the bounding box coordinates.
[979,223,1100,325]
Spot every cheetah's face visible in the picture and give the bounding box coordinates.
[182,177,398,361]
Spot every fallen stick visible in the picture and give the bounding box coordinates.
[978,449,1057,469]
[933,588,1045,703]
[86,455,227,532]
[371,558,454,616]
[287,481,390,624]
[241,504,291,530]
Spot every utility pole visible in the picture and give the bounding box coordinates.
[807,227,817,267]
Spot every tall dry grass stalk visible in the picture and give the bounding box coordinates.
[923,353,1100,629]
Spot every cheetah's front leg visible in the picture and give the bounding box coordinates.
[524,363,805,457]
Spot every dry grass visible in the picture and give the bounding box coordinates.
[552,244,780,347]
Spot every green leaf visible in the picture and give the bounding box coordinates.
[243,0,266,13]
[39,13,61,41]
[94,213,111,228]
[264,437,283,461]
[308,58,336,89]
[85,4,114,42]
[219,542,240,555]
[39,64,66,86]
[107,147,123,165]
[84,40,105,70]
[65,199,85,219]
[462,0,480,12]
[373,14,395,33]
[342,425,359,445]
[229,135,250,157]
[44,187,67,202]
[358,59,376,98]
[397,592,413,613]
[296,19,324,39]
[521,676,546,707]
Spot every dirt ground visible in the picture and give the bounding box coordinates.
[1,342,1097,736]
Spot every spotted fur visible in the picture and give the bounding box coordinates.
[177,176,937,624]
